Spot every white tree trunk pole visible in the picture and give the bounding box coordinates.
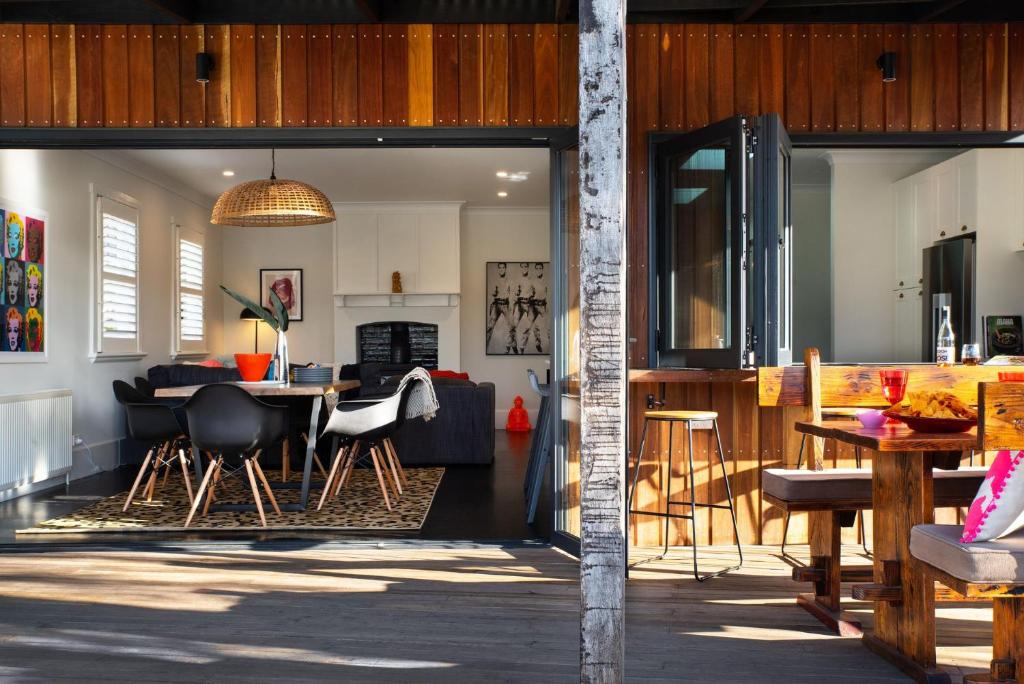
[578,0,627,682]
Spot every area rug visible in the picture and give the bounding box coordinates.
[17,467,444,535]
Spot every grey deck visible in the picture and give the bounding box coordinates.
[0,543,992,682]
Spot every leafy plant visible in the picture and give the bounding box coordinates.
[220,284,289,332]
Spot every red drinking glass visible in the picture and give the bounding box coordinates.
[879,370,909,407]
[998,371,1024,382]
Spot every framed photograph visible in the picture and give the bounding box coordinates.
[259,268,303,322]
[1,197,48,362]
[485,261,550,356]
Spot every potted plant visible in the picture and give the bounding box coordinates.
[221,285,290,382]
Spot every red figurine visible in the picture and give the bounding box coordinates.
[505,395,532,432]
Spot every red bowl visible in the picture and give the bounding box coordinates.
[234,353,272,382]
[883,412,977,433]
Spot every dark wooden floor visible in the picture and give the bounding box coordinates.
[0,543,990,682]
[0,431,551,544]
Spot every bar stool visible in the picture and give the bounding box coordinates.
[780,407,869,558]
[627,409,743,581]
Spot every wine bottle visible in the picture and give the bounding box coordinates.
[936,305,956,367]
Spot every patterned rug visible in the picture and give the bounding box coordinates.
[17,466,444,535]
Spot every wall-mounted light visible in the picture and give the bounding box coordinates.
[195,52,214,83]
[876,52,896,83]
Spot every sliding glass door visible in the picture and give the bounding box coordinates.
[551,139,581,553]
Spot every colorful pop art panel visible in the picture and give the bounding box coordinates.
[1,199,46,357]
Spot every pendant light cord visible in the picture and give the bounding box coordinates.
[270,148,277,180]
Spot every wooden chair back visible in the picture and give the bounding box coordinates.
[759,361,1004,409]
[978,382,1024,451]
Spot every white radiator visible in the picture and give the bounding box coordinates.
[0,389,73,495]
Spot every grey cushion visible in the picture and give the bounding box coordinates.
[763,467,987,506]
[911,524,1024,584]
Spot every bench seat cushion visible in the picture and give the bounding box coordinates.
[763,467,987,506]
[910,524,1024,584]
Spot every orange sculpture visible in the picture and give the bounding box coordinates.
[505,395,532,432]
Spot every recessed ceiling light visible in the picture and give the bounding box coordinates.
[507,171,530,182]
[497,191,508,198]
[222,169,235,177]
[496,171,508,178]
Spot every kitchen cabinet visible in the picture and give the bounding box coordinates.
[932,152,978,242]
[893,176,920,290]
[893,287,923,362]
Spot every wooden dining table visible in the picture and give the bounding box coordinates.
[795,419,977,684]
[156,379,361,511]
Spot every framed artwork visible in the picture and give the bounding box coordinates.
[485,261,550,356]
[259,268,303,322]
[2,198,47,361]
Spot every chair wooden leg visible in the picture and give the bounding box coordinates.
[203,461,222,516]
[317,444,348,511]
[383,443,402,497]
[370,446,392,511]
[185,456,220,527]
[301,432,331,479]
[177,447,194,504]
[143,442,168,502]
[384,438,407,488]
[337,449,356,495]
[161,443,173,488]
[252,457,281,515]
[244,459,268,527]
[123,447,155,512]
[281,437,290,482]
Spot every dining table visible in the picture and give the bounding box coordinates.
[155,379,361,511]
[794,419,977,684]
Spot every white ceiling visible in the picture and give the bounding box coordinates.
[108,147,550,208]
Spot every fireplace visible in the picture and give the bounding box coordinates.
[356,322,439,369]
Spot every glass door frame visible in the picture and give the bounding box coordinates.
[549,129,582,557]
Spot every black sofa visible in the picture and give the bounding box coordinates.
[341,363,495,465]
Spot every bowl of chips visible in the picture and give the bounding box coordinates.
[882,391,978,433]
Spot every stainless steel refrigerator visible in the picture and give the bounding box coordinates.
[921,236,976,362]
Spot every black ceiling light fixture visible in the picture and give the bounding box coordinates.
[195,52,214,83]
[876,52,897,83]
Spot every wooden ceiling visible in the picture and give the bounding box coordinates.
[0,0,1021,25]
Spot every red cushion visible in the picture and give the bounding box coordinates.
[430,369,469,381]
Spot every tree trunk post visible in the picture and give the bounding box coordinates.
[578,0,627,682]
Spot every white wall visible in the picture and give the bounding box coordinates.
[460,208,550,424]
[220,223,335,364]
[828,151,952,362]
[0,149,222,480]
[792,182,833,360]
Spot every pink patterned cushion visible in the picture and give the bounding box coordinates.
[961,450,1024,542]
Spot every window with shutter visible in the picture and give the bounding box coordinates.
[95,194,142,357]
[174,225,206,354]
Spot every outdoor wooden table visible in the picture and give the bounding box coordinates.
[155,379,361,511]
[795,419,977,684]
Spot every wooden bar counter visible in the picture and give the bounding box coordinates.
[628,367,777,549]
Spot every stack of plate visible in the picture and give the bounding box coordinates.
[292,366,334,384]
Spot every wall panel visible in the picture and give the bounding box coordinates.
[230,25,256,127]
[24,25,53,127]
[307,26,333,127]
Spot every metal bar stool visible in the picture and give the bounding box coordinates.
[780,407,869,558]
[627,409,743,581]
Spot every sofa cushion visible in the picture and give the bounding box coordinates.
[961,449,1024,543]
[763,467,987,506]
[147,363,240,389]
[911,524,1024,583]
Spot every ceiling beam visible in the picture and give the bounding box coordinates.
[917,0,968,21]
[140,0,192,23]
[353,0,380,21]
[734,0,768,21]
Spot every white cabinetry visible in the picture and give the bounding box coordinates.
[334,202,463,304]
[933,152,978,242]
[893,176,922,290]
[893,286,923,362]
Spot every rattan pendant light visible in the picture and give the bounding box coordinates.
[211,150,335,227]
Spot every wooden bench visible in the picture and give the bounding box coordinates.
[758,349,996,636]
[910,382,1024,684]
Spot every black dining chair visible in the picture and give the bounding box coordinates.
[182,384,288,528]
[134,376,156,398]
[112,381,193,510]
[317,379,421,512]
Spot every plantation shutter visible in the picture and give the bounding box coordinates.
[96,195,141,355]
[175,226,206,353]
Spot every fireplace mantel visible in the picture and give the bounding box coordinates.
[334,293,460,308]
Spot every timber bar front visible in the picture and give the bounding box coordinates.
[627,364,1004,549]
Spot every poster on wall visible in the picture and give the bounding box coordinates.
[2,200,46,359]
[485,261,550,356]
[259,268,303,322]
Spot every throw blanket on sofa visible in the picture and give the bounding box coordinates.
[399,367,440,421]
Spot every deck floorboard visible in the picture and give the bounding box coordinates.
[0,544,992,682]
